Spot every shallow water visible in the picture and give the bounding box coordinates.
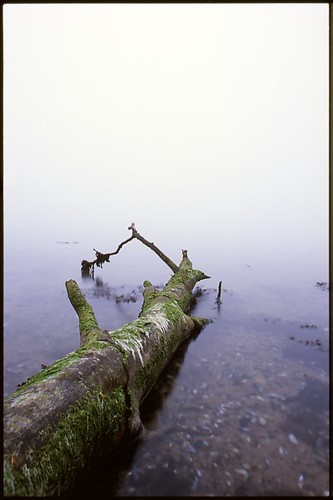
[3,240,329,496]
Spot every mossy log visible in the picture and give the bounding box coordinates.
[3,248,209,496]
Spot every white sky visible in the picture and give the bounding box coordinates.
[3,4,329,261]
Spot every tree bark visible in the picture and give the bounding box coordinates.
[3,229,210,497]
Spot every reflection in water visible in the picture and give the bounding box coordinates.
[76,332,198,497]
[85,281,143,304]
[140,332,198,424]
[95,276,104,288]
[4,243,329,496]
[78,289,329,497]
[81,267,94,280]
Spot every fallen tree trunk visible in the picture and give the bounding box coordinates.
[4,226,210,497]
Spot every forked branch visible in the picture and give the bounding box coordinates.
[81,223,179,274]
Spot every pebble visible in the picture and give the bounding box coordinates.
[268,393,285,400]
[197,425,212,434]
[192,469,202,491]
[258,417,267,426]
[288,433,299,445]
[187,444,196,454]
[235,468,249,480]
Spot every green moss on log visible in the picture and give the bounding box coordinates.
[134,301,191,393]
[11,339,110,396]
[65,280,100,341]
[3,386,127,497]
[4,250,210,497]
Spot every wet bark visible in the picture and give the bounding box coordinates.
[3,226,210,497]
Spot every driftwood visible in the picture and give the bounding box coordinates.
[81,222,179,274]
[3,224,210,496]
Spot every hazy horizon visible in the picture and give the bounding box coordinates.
[4,4,329,267]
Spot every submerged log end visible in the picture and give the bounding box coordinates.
[192,316,212,330]
[65,280,100,344]
[81,259,94,272]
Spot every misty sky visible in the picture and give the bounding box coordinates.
[4,4,329,262]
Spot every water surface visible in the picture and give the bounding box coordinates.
[3,238,329,496]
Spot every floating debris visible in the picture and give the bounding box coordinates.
[56,241,79,244]
[315,282,329,291]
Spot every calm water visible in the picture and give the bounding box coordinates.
[3,238,329,496]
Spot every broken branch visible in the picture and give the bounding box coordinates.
[81,223,179,274]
